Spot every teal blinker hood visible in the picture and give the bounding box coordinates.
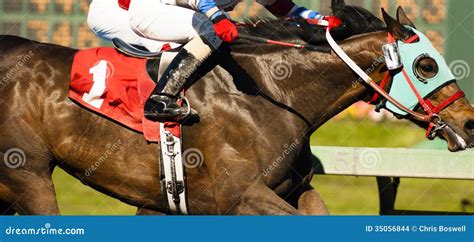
[384,27,455,116]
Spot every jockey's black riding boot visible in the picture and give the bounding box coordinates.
[144,48,203,122]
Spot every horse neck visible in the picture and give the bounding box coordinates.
[235,31,388,132]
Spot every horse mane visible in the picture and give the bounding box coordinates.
[234,4,386,49]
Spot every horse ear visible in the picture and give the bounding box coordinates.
[396,6,416,28]
[331,0,345,8]
[382,8,413,41]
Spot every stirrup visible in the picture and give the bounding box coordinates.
[180,97,192,118]
[145,96,193,122]
[168,97,193,122]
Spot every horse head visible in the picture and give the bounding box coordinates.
[233,0,472,151]
[350,5,474,151]
[330,0,474,151]
[380,7,473,151]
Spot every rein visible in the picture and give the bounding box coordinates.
[236,19,331,53]
[237,21,465,139]
[238,34,330,53]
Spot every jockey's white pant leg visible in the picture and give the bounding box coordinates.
[87,0,165,51]
[128,0,222,60]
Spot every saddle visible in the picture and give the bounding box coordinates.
[69,39,189,214]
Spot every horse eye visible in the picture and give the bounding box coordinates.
[422,64,434,72]
[414,56,439,81]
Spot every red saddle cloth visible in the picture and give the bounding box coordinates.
[69,47,179,142]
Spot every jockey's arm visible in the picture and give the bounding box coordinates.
[177,0,323,22]
[257,0,322,20]
[257,0,342,28]
[153,0,341,42]
[186,0,342,29]
[178,0,229,22]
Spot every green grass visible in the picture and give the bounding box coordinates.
[311,119,473,214]
[53,170,135,215]
[52,119,473,215]
[310,119,425,148]
[311,176,473,215]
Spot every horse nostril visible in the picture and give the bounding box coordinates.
[464,120,474,135]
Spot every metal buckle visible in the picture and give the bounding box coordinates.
[427,115,447,140]
[382,43,403,70]
[181,96,191,117]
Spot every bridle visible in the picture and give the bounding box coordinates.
[364,32,465,139]
[238,20,465,140]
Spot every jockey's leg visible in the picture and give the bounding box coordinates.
[144,37,223,121]
[128,1,223,121]
[87,0,165,51]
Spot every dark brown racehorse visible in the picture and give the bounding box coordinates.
[0,0,472,215]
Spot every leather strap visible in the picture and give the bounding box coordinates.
[425,91,465,114]
[423,91,464,138]
[401,68,434,116]
[403,35,419,44]
[368,71,390,104]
